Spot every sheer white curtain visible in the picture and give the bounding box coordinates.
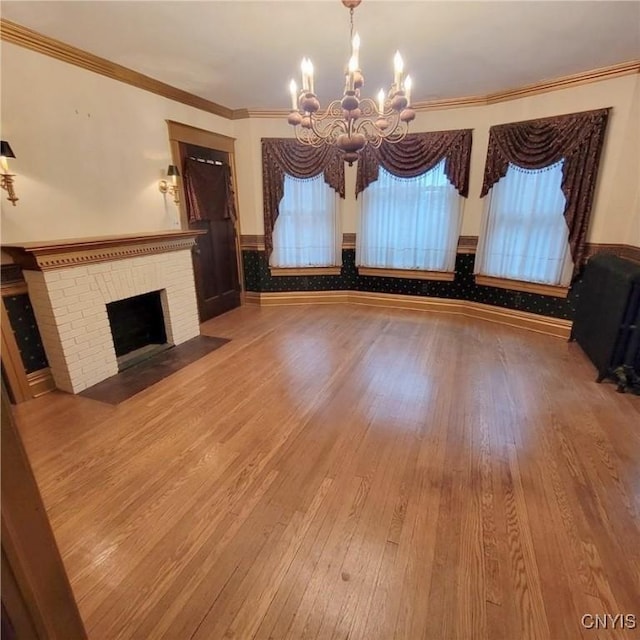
[475,161,574,286]
[356,161,463,272]
[270,173,341,267]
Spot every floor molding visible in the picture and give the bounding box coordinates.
[245,290,572,339]
[26,368,56,398]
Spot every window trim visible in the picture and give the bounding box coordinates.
[270,266,342,277]
[474,274,569,298]
[358,267,455,281]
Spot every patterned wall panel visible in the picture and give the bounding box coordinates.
[3,293,49,373]
[243,249,576,320]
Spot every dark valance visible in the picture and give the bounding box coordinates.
[481,108,610,271]
[262,138,345,257]
[184,158,237,224]
[355,129,473,198]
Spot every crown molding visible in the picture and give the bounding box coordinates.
[0,19,235,119]
[412,60,640,111]
[2,18,637,121]
[242,60,639,119]
[231,108,251,120]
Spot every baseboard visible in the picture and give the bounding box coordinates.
[251,291,351,306]
[244,290,572,339]
[26,367,56,397]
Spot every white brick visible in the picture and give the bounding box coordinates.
[82,326,112,344]
[70,316,97,330]
[51,295,80,310]
[59,266,88,279]
[77,328,110,345]
[67,283,91,296]
[77,343,106,358]
[62,326,88,340]
[82,306,105,319]
[62,310,84,324]
[88,263,112,273]
[79,291,99,303]
[46,278,79,291]
[61,341,84,357]
[67,300,93,314]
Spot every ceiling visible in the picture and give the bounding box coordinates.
[2,1,639,111]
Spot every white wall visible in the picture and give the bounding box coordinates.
[235,74,640,246]
[1,40,638,248]
[0,42,235,243]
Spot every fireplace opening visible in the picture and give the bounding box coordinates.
[106,290,171,371]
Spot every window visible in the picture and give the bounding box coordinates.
[356,160,462,272]
[475,161,573,287]
[270,174,341,268]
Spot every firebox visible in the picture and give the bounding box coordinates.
[106,290,169,370]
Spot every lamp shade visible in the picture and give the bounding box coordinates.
[167,164,180,177]
[0,141,16,158]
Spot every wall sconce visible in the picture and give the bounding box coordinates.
[159,164,180,205]
[0,140,18,206]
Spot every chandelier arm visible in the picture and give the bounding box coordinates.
[351,99,408,144]
[353,115,409,147]
[294,126,323,147]
[300,128,326,147]
[356,98,379,120]
[309,99,343,120]
[307,105,349,143]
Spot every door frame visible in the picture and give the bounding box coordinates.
[1,381,88,638]
[166,120,245,301]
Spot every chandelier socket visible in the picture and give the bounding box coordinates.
[288,111,303,126]
[341,92,360,112]
[375,117,390,131]
[353,70,364,89]
[343,151,359,166]
[301,115,313,129]
[300,93,320,113]
[337,132,366,153]
[390,92,408,112]
[400,108,416,123]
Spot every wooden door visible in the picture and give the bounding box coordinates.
[181,146,241,321]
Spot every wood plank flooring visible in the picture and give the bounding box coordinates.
[12,304,640,640]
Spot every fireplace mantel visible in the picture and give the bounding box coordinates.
[3,230,204,394]
[2,230,206,271]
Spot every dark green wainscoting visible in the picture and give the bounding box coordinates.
[3,292,49,373]
[243,249,580,320]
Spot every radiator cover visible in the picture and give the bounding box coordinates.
[571,253,640,391]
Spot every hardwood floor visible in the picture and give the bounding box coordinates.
[12,304,640,640]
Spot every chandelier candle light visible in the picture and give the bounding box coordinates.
[287,0,415,165]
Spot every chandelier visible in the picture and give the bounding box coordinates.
[287,0,415,165]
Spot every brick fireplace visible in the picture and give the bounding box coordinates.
[2,231,204,393]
